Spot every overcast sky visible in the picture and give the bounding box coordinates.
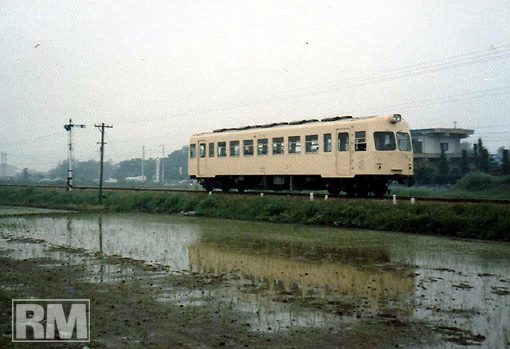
[1,0,509,171]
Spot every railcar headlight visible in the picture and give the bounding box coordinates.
[390,114,402,123]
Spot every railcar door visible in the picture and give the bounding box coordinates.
[335,129,351,176]
[197,141,207,176]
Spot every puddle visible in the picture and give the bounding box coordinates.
[0,211,509,347]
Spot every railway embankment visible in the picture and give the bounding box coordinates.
[0,186,508,241]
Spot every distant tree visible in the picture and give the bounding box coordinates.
[162,146,189,180]
[480,148,490,173]
[502,149,510,175]
[22,168,29,182]
[435,149,450,184]
[473,143,479,170]
[460,149,470,175]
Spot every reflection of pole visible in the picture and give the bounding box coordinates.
[66,217,72,248]
[98,215,104,283]
[142,146,145,181]
[95,123,113,205]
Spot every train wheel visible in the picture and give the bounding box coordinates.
[221,186,230,193]
[327,188,340,196]
[372,182,388,197]
[237,185,245,193]
[344,186,356,197]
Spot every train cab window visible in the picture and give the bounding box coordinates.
[218,142,227,157]
[199,143,206,158]
[230,141,240,157]
[243,140,254,156]
[374,132,396,151]
[305,135,319,153]
[288,136,301,154]
[208,143,215,157]
[190,144,197,158]
[324,134,332,152]
[397,132,412,152]
[258,139,268,155]
[273,137,284,155]
[355,131,366,151]
[338,132,349,152]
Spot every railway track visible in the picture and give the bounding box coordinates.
[2,184,510,205]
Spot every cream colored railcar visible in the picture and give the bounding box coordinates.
[189,114,413,196]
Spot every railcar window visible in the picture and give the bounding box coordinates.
[208,143,215,157]
[397,132,412,152]
[288,136,301,154]
[374,132,396,151]
[355,131,366,151]
[305,135,319,153]
[243,140,254,156]
[338,133,349,151]
[230,141,240,157]
[273,137,284,155]
[218,142,227,157]
[189,144,197,158]
[324,134,332,152]
[199,143,206,158]
[258,139,268,155]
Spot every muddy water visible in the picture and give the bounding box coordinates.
[1,212,509,348]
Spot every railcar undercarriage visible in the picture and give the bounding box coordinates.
[192,175,414,197]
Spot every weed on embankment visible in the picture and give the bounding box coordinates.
[0,187,508,241]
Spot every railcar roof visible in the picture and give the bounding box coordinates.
[192,114,385,137]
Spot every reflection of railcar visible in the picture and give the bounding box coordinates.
[189,114,413,196]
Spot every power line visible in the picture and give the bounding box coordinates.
[117,44,510,126]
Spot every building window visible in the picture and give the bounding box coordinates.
[190,144,197,158]
[440,142,449,152]
[288,136,301,154]
[397,132,412,152]
[324,134,332,152]
[412,140,422,154]
[374,132,396,151]
[305,135,319,153]
[208,143,215,157]
[355,131,366,151]
[258,139,268,155]
[218,142,226,157]
[273,137,284,155]
[199,143,206,158]
[230,141,240,157]
[338,132,349,152]
[243,140,254,156]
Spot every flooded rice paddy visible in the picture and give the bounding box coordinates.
[0,208,509,348]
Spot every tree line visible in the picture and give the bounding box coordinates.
[415,139,510,185]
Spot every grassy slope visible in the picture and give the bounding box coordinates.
[0,186,508,242]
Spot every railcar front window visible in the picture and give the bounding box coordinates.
[190,144,197,158]
[355,131,366,151]
[230,141,240,157]
[397,132,412,152]
[218,142,226,157]
[324,134,332,152]
[243,140,254,156]
[288,136,301,154]
[374,132,396,151]
[338,133,349,151]
[199,143,206,158]
[305,135,319,153]
[273,137,284,155]
[208,143,215,157]
[258,139,268,155]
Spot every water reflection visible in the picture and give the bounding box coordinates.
[0,213,509,347]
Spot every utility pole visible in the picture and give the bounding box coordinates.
[95,123,113,205]
[142,146,145,182]
[159,144,165,183]
[64,119,86,191]
[1,152,7,179]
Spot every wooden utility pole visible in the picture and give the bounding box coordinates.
[95,123,113,205]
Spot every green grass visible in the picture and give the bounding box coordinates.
[0,186,509,242]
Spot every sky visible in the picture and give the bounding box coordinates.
[1,0,510,171]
